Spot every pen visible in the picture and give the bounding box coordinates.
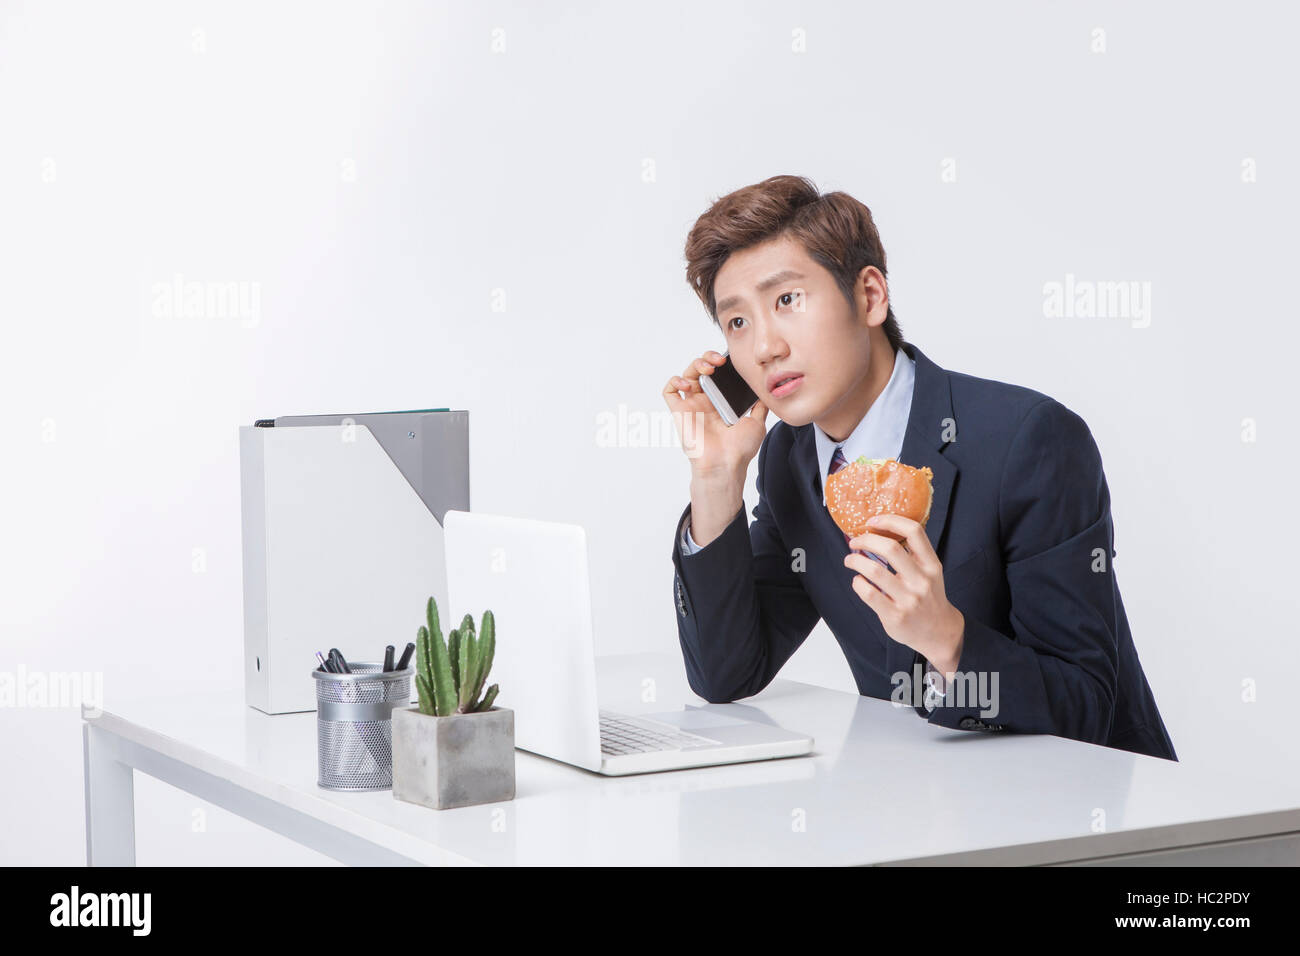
[315,650,331,672]
[383,645,395,672]
[395,642,415,671]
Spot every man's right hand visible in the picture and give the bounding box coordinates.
[662,350,769,482]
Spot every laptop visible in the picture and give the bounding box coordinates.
[443,510,815,775]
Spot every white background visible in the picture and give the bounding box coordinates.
[3,0,1297,865]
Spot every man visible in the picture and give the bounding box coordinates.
[662,174,1176,760]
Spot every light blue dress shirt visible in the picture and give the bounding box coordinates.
[676,346,952,710]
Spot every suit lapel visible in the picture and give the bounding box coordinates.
[895,342,957,558]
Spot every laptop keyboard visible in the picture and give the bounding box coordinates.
[599,711,723,755]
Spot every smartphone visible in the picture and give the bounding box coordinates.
[699,351,759,426]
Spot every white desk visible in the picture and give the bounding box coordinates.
[83,652,1300,866]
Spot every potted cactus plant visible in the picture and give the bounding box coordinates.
[392,595,515,810]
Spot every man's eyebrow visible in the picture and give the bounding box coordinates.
[715,270,806,317]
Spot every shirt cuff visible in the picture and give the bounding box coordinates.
[680,516,701,555]
[922,658,948,712]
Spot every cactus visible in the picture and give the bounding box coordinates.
[447,626,461,691]
[457,613,476,711]
[413,596,500,715]
[416,623,436,715]
[468,611,494,708]
[415,597,456,717]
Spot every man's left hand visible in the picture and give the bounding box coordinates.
[844,513,965,673]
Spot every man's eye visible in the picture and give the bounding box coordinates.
[779,292,795,308]
[728,317,744,331]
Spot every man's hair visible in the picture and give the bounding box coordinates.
[684,174,904,354]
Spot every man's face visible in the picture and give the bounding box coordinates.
[714,235,878,428]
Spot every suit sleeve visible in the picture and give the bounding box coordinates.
[914,398,1121,744]
[670,432,823,703]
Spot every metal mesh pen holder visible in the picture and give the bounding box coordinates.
[312,663,413,791]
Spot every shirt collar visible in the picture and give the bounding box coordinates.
[812,346,916,506]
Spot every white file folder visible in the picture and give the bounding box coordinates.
[239,410,469,714]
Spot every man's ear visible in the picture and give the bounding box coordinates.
[855,265,889,327]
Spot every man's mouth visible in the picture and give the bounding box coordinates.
[771,374,804,397]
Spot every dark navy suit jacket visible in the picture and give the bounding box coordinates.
[670,341,1177,761]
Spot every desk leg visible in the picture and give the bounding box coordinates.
[84,723,136,866]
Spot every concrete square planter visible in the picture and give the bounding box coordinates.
[391,705,515,810]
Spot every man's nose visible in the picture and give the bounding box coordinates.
[753,328,788,367]
[754,335,790,366]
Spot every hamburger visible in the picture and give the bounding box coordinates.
[826,456,934,543]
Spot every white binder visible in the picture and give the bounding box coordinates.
[239,410,469,714]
